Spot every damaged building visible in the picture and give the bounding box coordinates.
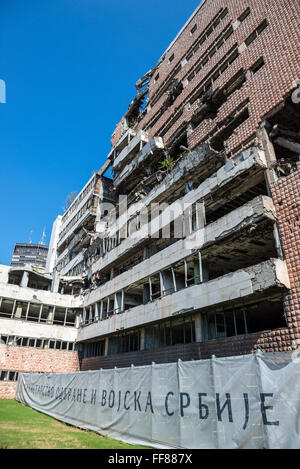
[1,0,300,397]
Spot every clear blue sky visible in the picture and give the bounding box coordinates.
[0,0,200,265]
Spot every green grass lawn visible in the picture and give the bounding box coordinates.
[0,399,147,449]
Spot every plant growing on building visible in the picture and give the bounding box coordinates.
[158,156,175,173]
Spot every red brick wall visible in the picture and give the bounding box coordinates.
[270,164,300,346]
[81,328,293,371]
[199,329,293,358]
[0,382,17,399]
[0,345,80,399]
[111,119,126,148]
[111,0,300,156]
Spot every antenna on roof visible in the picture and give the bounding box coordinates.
[39,227,46,245]
[28,230,33,244]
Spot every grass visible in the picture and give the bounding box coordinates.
[0,399,147,449]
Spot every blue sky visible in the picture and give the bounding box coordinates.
[0,0,200,265]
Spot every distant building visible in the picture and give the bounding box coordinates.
[10,243,49,268]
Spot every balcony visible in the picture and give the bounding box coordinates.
[108,128,137,162]
[114,136,164,189]
[77,258,290,341]
[84,195,277,308]
[89,146,267,276]
[113,130,149,171]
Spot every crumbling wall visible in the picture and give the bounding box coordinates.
[111,0,300,159]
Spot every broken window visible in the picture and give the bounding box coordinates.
[149,273,161,301]
[8,273,22,286]
[124,89,149,128]
[250,56,265,75]
[144,316,195,350]
[64,309,76,326]
[102,296,114,317]
[0,370,19,382]
[123,286,143,311]
[205,180,268,224]
[202,219,277,281]
[13,301,27,320]
[166,127,189,159]
[246,300,286,334]
[209,102,249,152]
[53,307,66,325]
[26,303,41,322]
[160,269,175,296]
[238,7,250,23]
[245,19,268,47]
[162,79,183,111]
[0,299,14,318]
[203,296,286,340]
[188,44,239,87]
[265,94,300,178]
[84,339,105,358]
[108,330,141,355]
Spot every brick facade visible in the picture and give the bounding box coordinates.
[104,0,300,367]
[270,163,300,346]
[80,327,293,371]
[112,0,300,157]
[0,345,80,399]
[0,382,17,399]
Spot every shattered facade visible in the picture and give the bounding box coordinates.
[1,0,300,397]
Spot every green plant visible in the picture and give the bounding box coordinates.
[158,156,175,173]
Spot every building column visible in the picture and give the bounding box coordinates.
[11,300,17,318]
[75,311,81,328]
[83,307,87,324]
[63,308,68,326]
[184,259,188,287]
[194,313,203,343]
[140,328,145,351]
[14,302,22,319]
[104,337,109,356]
[25,302,30,320]
[95,303,100,322]
[47,306,55,324]
[20,271,29,288]
[51,271,60,293]
[38,304,43,322]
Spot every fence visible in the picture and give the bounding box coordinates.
[15,350,300,449]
